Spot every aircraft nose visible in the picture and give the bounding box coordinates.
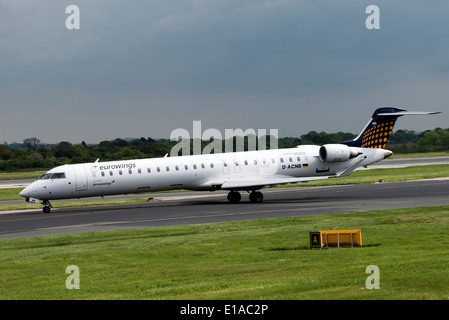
[19,184,34,198]
[19,186,31,198]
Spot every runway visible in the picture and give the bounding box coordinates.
[1,178,449,240]
[358,155,449,169]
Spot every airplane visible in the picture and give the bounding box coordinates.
[19,107,440,213]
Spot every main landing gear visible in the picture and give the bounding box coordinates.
[227,191,264,203]
[42,200,52,213]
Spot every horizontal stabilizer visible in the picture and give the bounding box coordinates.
[377,111,441,116]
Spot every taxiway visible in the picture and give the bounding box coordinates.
[1,179,448,240]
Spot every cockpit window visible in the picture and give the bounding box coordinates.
[38,172,66,180]
[39,173,52,180]
[50,173,66,179]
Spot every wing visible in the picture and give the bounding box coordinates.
[214,175,335,190]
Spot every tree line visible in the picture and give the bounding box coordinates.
[1,128,448,171]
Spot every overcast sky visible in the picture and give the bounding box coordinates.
[1,0,448,144]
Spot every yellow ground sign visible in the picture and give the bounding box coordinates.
[309,229,362,248]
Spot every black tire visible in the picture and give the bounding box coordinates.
[227,191,241,203]
[43,206,51,213]
[249,191,264,203]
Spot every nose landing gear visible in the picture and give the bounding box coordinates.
[42,200,52,213]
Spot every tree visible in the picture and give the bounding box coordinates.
[417,129,449,152]
[23,137,42,150]
[0,145,14,160]
[54,141,73,158]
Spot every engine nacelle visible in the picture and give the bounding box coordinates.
[319,144,361,162]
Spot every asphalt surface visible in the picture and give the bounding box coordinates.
[359,155,449,169]
[1,178,449,240]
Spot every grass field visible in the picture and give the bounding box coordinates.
[0,171,45,180]
[1,162,448,300]
[1,205,449,300]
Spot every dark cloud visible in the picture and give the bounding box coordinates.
[0,0,448,143]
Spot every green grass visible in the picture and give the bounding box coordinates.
[0,188,23,201]
[1,205,449,299]
[0,171,46,180]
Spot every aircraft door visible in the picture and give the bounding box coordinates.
[223,160,229,174]
[233,159,241,173]
[72,165,88,191]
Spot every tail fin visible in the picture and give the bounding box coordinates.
[342,107,441,148]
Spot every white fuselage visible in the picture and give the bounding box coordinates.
[19,145,390,202]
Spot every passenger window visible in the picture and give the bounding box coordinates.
[271,158,275,163]
[289,157,292,162]
[109,171,113,176]
[297,156,301,161]
[157,167,160,172]
[201,163,205,169]
[175,165,179,171]
[280,158,284,163]
[119,170,123,175]
[193,164,197,169]
[253,160,257,165]
[223,163,228,167]
[184,165,188,170]
[147,168,151,173]
[138,168,142,174]
[101,172,105,177]
[166,166,169,172]
[128,169,132,174]
[262,159,266,164]
[210,163,214,168]
[244,160,248,165]
[235,162,239,166]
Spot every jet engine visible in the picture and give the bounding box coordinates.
[319,144,361,162]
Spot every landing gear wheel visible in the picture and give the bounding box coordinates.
[227,191,241,203]
[249,191,264,203]
[42,200,52,213]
